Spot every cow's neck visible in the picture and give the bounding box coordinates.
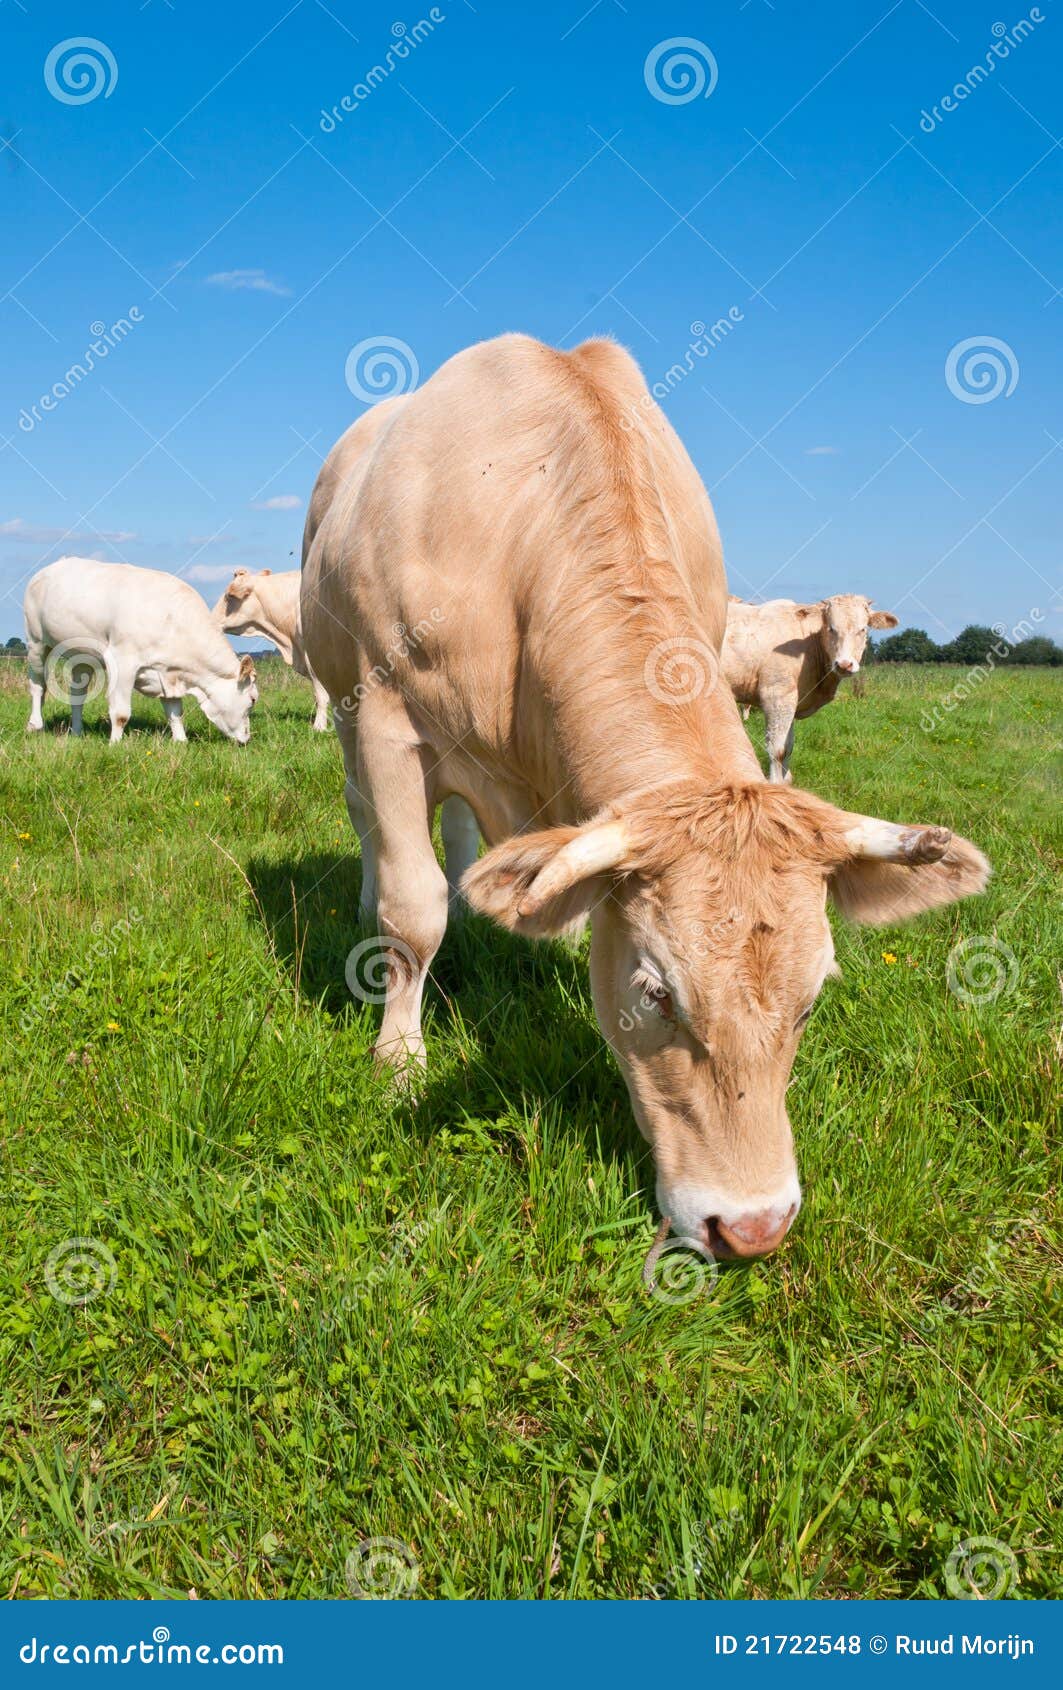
[240,616,293,663]
[552,656,762,819]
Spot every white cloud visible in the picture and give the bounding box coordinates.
[1,519,137,544]
[185,563,239,583]
[804,446,840,456]
[206,268,292,298]
[251,494,302,511]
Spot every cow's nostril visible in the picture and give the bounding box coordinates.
[712,1204,797,1259]
[704,1216,732,1259]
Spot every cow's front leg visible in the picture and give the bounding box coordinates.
[356,699,448,1076]
[162,697,187,741]
[764,698,796,784]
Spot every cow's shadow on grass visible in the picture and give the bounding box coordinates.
[244,850,647,1176]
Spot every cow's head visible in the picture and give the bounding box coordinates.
[213,568,272,635]
[463,783,987,1259]
[807,595,897,676]
[194,652,258,743]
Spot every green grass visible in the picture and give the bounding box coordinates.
[1,656,1059,1600]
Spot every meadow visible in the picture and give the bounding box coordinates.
[1,656,1059,1600]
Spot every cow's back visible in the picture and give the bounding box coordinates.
[25,558,228,670]
[302,335,725,768]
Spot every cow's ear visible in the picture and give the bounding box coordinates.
[260,568,272,576]
[868,609,898,629]
[226,574,253,602]
[797,601,826,620]
[462,818,632,937]
[238,654,256,682]
[827,814,989,925]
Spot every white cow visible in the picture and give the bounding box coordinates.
[722,594,898,782]
[24,558,258,743]
[212,568,331,732]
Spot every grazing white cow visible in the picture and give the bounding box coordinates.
[24,558,258,743]
[722,595,898,782]
[302,334,988,1262]
[212,568,331,732]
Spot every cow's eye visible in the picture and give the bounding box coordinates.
[634,969,675,1020]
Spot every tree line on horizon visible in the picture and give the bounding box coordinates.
[3,624,1061,664]
[870,624,1062,666]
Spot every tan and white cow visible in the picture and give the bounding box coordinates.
[25,557,257,743]
[302,334,987,1261]
[723,595,898,782]
[212,568,331,731]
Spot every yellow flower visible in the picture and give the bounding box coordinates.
[329,908,337,916]
[17,832,30,840]
[881,952,897,965]
[193,800,200,808]
[106,1020,121,1032]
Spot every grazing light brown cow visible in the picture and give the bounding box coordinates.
[301,334,987,1262]
[212,568,331,732]
[722,595,898,782]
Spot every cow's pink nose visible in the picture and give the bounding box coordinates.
[836,658,856,673]
[708,1204,797,1259]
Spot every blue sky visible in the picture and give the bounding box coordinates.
[2,0,1061,641]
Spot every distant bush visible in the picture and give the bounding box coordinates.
[872,623,1062,665]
